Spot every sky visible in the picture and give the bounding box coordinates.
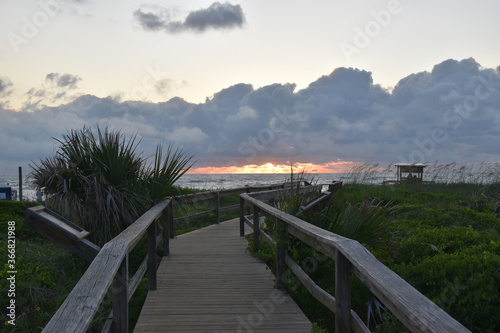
[1,0,500,175]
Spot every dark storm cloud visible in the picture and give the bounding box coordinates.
[0,78,13,96]
[1,58,500,173]
[133,9,167,31]
[184,2,245,32]
[134,2,245,34]
[0,79,9,93]
[27,88,46,98]
[46,73,81,89]
[16,73,83,112]
[0,78,14,107]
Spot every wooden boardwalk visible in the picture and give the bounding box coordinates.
[134,218,311,332]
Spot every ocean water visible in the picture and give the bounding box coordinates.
[175,173,344,190]
[1,174,38,201]
[0,172,394,202]
[2,164,497,202]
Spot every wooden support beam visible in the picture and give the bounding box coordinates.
[253,205,260,250]
[215,191,220,224]
[24,207,100,263]
[335,250,352,333]
[113,255,129,333]
[168,200,174,239]
[147,221,157,291]
[276,218,286,290]
[239,197,245,237]
[162,209,170,256]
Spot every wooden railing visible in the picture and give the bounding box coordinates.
[42,199,171,333]
[239,184,472,333]
[42,181,311,332]
[171,182,301,227]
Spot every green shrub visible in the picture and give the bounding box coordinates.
[0,201,88,331]
[396,226,498,265]
[393,242,500,332]
[246,181,500,332]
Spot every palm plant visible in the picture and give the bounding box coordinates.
[145,144,194,203]
[30,125,193,246]
[313,198,398,260]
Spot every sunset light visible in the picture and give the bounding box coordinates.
[187,161,358,174]
[2,2,499,331]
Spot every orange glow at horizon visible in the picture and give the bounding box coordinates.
[187,161,358,174]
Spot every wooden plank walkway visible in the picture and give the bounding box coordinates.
[134,218,311,332]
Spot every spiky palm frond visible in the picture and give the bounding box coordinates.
[145,143,195,203]
[314,198,398,260]
[30,125,193,246]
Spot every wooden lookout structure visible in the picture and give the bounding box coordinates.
[396,163,426,183]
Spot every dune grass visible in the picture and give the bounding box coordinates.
[248,170,500,332]
[1,201,88,331]
[342,161,500,185]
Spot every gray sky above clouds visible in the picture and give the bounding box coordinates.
[1,1,499,173]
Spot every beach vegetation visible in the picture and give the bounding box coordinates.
[248,170,500,332]
[0,201,89,331]
[0,186,231,331]
[29,125,194,246]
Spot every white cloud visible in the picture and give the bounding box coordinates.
[166,126,208,142]
[228,105,257,121]
[1,57,500,173]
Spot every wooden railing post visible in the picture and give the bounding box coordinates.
[162,207,170,256]
[329,181,342,194]
[168,200,174,239]
[239,197,245,237]
[18,166,23,202]
[253,205,260,250]
[148,220,157,290]
[215,191,220,224]
[276,218,286,290]
[245,186,251,215]
[335,251,352,333]
[113,254,129,333]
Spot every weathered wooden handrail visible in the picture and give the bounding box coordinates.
[239,185,471,333]
[25,206,101,263]
[42,199,171,333]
